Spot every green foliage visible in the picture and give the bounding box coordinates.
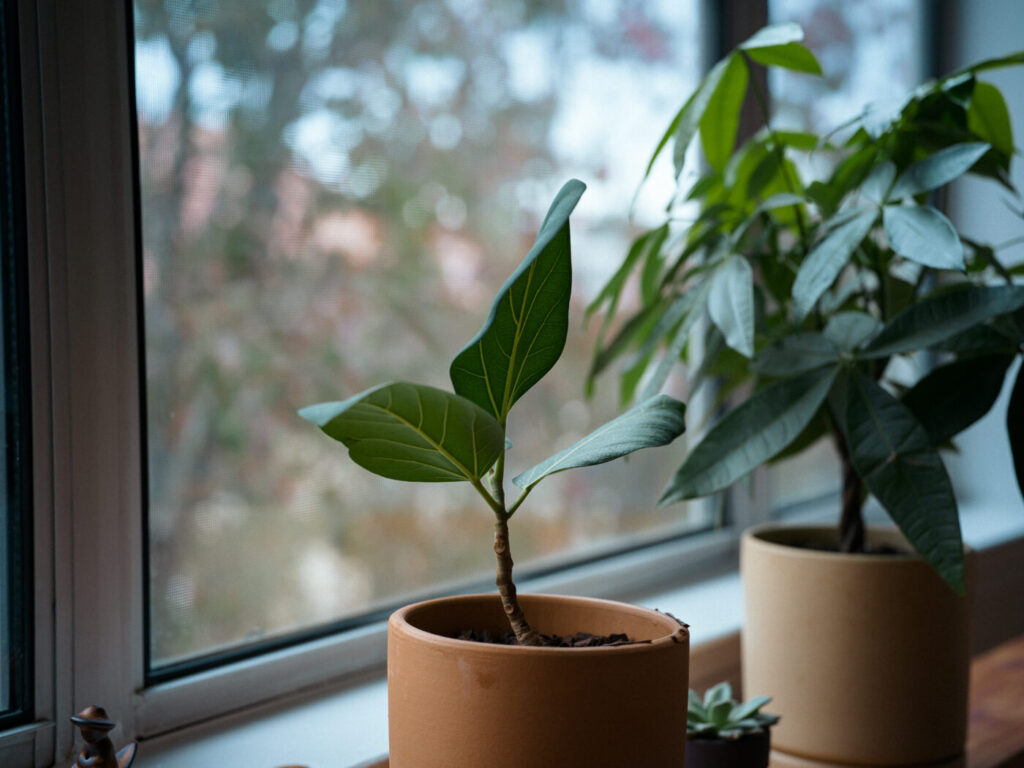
[687,683,780,740]
[450,180,585,425]
[590,23,1024,593]
[302,181,687,617]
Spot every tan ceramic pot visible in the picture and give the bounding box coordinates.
[741,525,970,768]
[387,593,690,768]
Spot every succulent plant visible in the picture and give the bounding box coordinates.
[687,683,780,740]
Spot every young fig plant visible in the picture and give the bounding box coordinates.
[688,683,780,740]
[300,180,687,645]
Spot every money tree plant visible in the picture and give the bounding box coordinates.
[588,23,1024,595]
[688,683,779,740]
[300,180,687,645]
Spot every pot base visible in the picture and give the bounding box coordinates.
[770,748,964,768]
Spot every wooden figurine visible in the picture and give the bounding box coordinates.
[69,705,137,768]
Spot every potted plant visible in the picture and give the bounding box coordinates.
[588,22,1024,768]
[300,180,692,767]
[687,683,779,768]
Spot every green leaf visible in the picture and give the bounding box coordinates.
[860,161,895,203]
[586,227,655,322]
[745,42,822,75]
[512,395,686,490]
[704,682,733,707]
[889,143,990,200]
[450,180,585,422]
[823,311,882,350]
[1009,364,1024,502]
[672,56,734,175]
[883,205,965,271]
[638,278,714,401]
[700,53,749,172]
[773,131,822,150]
[709,701,733,728]
[739,22,804,49]
[954,51,1024,75]
[792,208,877,321]
[730,696,772,722]
[688,690,707,719]
[968,82,1013,158]
[708,255,755,358]
[902,355,1013,444]
[754,333,839,377]
[299,383,504,484]
[640,225,671,304]
[840,371,964,594]
[862,285,1024,359]
[660,367,837,502]
[588,299,668,390]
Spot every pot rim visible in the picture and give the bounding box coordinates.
[743,522,929,563]
[389,592,689,656]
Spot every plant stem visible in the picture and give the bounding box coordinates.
[493,514,541,646]
[833,426,865,553]
[477,451,540,644]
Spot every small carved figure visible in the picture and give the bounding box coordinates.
[69,705,137,768]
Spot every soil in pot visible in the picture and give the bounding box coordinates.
[453,628,635,646]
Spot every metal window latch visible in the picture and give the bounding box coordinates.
[69,705,138,768]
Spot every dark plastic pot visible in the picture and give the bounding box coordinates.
[685,731,771,768]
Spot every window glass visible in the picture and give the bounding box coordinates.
[765,0,924,514]
[134,0,706,670]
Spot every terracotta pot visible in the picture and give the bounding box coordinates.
[387,593,690,767]
[685,731,771,768]
[741,525,970,768]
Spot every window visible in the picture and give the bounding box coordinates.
[0,0,31,730]
[132,0,713,678]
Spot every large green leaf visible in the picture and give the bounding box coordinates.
[450,180,585,423]
[699,53,749,172]
[299,382,504,483]
[660,366,837,502]
[862,284,1024,359]
[708,255,755,357]
[744,43,821,75]
[902,354,1014,444]
[1009,363,1024,502]
[968,82,1013,158]
[792,207,876,321]
[883,205,965,271]
[823,311,882,350]
[672,56,734,175]
[512,395,686,490]
[889,142,990,200]
[754,333,839,377]
[840,371,964,594]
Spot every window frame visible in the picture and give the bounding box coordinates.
[0,0,34,734]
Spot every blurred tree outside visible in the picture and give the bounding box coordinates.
[134,0,706,666]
